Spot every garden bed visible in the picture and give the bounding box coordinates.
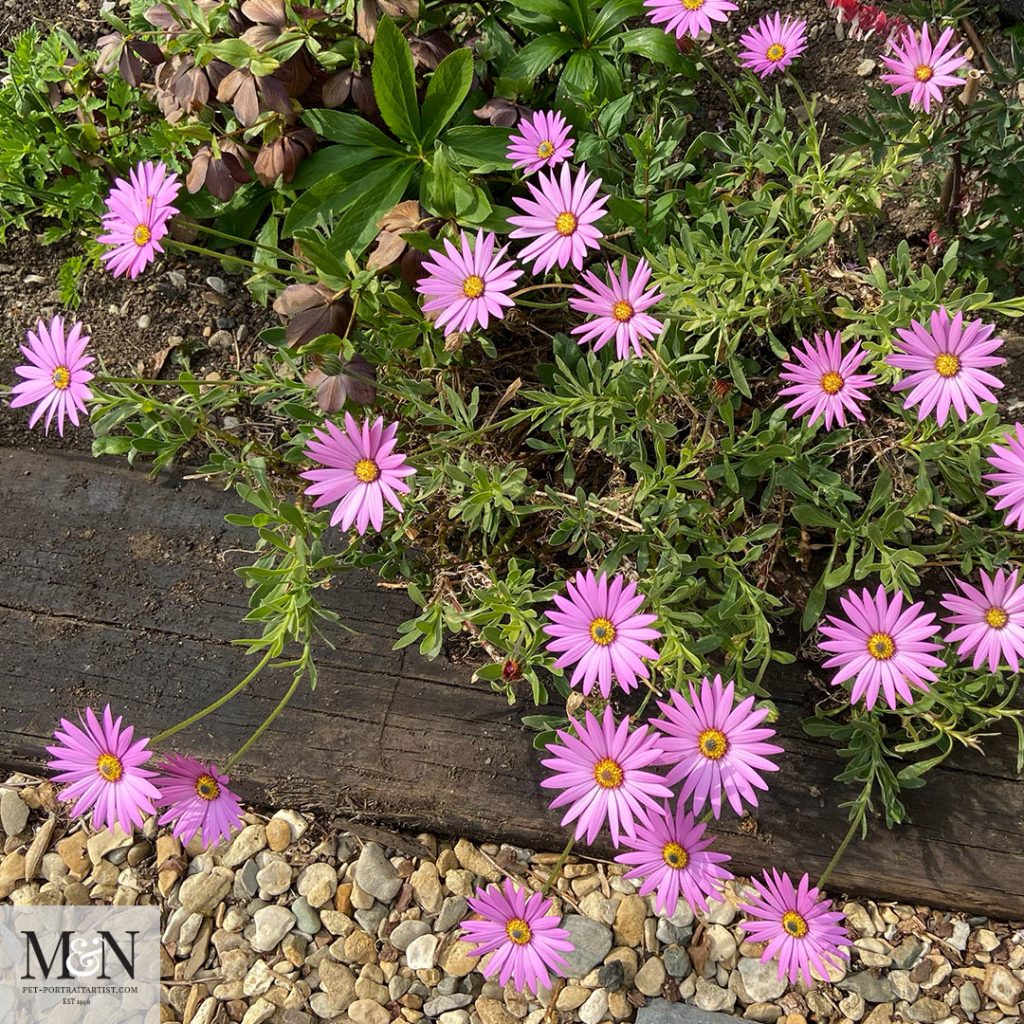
[2,445,1023,919]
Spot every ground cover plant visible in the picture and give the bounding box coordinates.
[3,0,1024,995]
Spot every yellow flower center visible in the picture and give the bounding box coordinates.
[934,352,960,378]
[96,753,123,783]
[555,211,578,237]
[682,0,705,8]
[662,841,689,870]
[354,458,380,483]
[914,64,934,82]
[536,140,555,159]
[593,757,624,789]
[612,300,634,323]
[766,43,786,62]
[985,606,1009,630]
[506,918,532,945]
[51,365,71,391]
[782,911,808,938]
[195,774,220,801]
[820,371,844,395]
[697,728,728,760]
[133,223,152,246]
[463,274,485,299]
[589,617,616,646]
[867,631,896,660]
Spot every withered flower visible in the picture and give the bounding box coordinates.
[409,29,457,71]
[356,0,420,43]
[367,200,429,272]
[239,0,326,47]
[253,126,316,185]
[96,31,165,87]
[273,283,355,348]
[304,353,377,412]
[217,66,293,127]
[186,142,252,201]
[155,55,230,119]
[474,97,531,128]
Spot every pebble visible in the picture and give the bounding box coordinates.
[560,915,613,977]
[579,989,609,1024]
[348,999,390,1024]
[265,818,292,852]
[222,825,267,868]
[1,790,29,835]
[982,963,1022,1005]
[735,957,787,1003]
[298,862,337,908]
[355,843,401,902]
[839,972,896,1004]
[179,871,232,915]
[406,933,439,970]
[292,896,321,935]
[856,58,878,76]
[256,860,292,896]
[635,956,667,996]
[392,920,431,951]
[253,905,295,952]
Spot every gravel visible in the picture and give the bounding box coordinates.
[3,769,1024,1024]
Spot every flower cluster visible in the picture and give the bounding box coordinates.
[778,310,1020,531]
[46,705,243,845]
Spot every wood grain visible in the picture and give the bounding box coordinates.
[1,447,1022,917]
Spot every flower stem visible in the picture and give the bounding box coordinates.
[167,239,319,283]
[225,672,301,770]
[541,834,576,896]
[817,797,867,890]
[152,648,274,744]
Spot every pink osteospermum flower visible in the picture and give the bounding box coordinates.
[654,675,783,819]
[301,413,415,535]
[507,110,574,174]
[416,230,523,338]
[569,258,664,359]
[542,570,662,698]
[97,159,181,278]
[46,705,161,834]
[541,707,672,847]
[942,569,1024,673]
[154,754,244,849]
[879,23,968,114]
[461,879,574,996]
[644,0,737,39]
[9,315,94,436]
[779,331,876,430]
[985,424,1024,530]
[819,585,945,710]
[886,307,1004,426]
[738,13,808,77]
[615,798,733,916]
[739,869,850,987]
[508,163,608,274]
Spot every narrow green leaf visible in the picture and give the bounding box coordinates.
[419,47,474,145]
[503,32,576,80]
[371,15,421,145]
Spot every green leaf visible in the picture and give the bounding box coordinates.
[443,125,514,173]
[283,158,405,236]
[301,108,407,154]
[618,27,686,65]
[419,48,474,145]
[371,16,421,145]
[328,162,415,257]
[591,0,644,41]
[503,32,576,80]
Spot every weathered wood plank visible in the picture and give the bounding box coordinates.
[1,447,1022,918]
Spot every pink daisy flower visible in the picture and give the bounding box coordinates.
[984,424,1024,530]
[154,754,245,848]
[779,331,876,430]
[46,705,161,834]
[886,307,1004,426]
[739,869,850,986]
[541,707,672,846]
[643,0,738,40]
[654,675,783,818]
[461,879,573,996]
[508,163,608,274]
[542,570,662,698]
[301,413,415,535]
[9,315,94,436]
[818,585,945,710]
[568,258,664,359]
[880,24,968,114]
[507,110,574,174]
[416,230,523,338]
[942,569,1024,673]
[97,159,181,278]
[738,13,809,77]
[615,797,733,916]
